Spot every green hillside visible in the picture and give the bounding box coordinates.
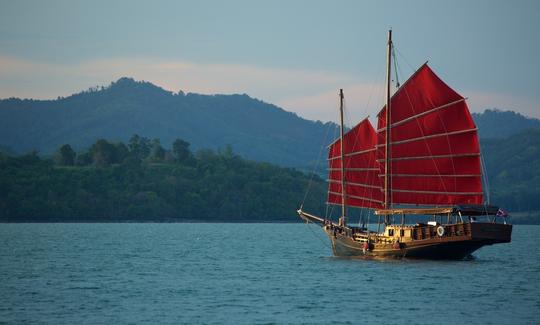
[481,128,540,212]
[472,109,540,138]
[0,138,326,222]
[0,78,335,168]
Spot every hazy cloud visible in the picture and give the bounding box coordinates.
[0,55,537,123]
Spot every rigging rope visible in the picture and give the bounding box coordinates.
[479,142,491,205]
[395,47,416,74]
[305,221,332,249]
[300,119,336,209]
[392,45,401,87]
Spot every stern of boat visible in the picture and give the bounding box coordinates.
[470,222,512,244]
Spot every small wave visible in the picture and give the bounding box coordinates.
[66,286,100,290]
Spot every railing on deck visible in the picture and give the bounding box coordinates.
[412,223,472,240]
[348,222,474,243]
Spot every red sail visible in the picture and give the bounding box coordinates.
[377,64,483,206]
[328,119,383,209]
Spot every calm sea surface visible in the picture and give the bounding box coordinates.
[0,223,538,324]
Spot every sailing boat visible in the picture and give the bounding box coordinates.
[297,30,512,259]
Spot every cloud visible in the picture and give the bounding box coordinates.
[279,86,540,125]
[0,55,537,123]
[0,55,387,124]
[0,55,356,101]
[464,89,539,119]
[276,83,388,126]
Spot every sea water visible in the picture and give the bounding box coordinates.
[0,223,538,324]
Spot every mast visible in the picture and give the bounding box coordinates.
[338,89,347,227]
[384,29,393,223]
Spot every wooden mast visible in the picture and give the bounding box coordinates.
[338,89,347,227]
[384,30,393,224]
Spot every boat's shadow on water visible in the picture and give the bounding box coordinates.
[317,254,507,265]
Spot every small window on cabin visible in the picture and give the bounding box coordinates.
[388,229,394,236]
[400,229,404,237]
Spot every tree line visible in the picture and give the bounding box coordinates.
[53,135,192,167]
[0,136,326,222]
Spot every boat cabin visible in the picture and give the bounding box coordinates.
[371,204,507,243]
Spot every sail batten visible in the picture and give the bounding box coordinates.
[376,128,477,147]
[327,148,376,160]
[376,152,480,162]
[328,167,380,171]
[328,191,383,205]
[377,98,466,131]
[376,64,483,206]
[327,179,382,189]
[392,189,483,195]
[379,173,482,178]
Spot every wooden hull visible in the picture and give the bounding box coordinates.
[325,222,512,260]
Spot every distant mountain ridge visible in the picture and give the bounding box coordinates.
[0,78,538,167]
[0,78,336,167]
[472,109,540,138]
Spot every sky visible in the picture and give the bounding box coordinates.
[0,0,538,125]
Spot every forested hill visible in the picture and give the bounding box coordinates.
[472,109,540,138]
[481,128,540,212]
[0,78,335,167]
[0,137,326,222]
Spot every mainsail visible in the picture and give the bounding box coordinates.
[327,119,383,209]
[376,63,483,206]
[327,64,483,209]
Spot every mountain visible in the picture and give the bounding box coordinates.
[472,109,540,138]
[481,128,540,212]
[2,78,538,169]
[0,78,336,168]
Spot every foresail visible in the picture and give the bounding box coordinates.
[377,64,483,206]
[328,119,383,209]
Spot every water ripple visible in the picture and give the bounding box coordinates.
[0,223,538,324]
